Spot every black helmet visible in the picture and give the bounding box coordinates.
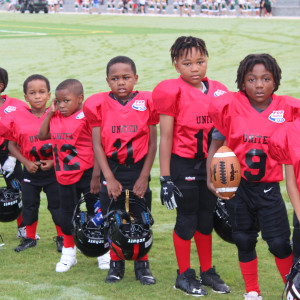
[107,190,154,260]
[285,259,300,300]
[72,192,109,257]
[213,198,234,244]
[0,183,23,223]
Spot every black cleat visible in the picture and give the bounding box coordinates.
[55,236,64,252]
[174,268,208,297]
[105,260,125,283]
[14,238,37,252]
[134,260,156,285]
[200,266,230,294]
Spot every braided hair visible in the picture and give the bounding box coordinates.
[170,36,209,64]
[236,53,281,92]
[0,68,8,93]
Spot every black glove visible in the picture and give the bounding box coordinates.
[160,176,183,210]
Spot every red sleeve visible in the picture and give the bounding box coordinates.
[152,79,180,117]
[141,91,159,126]
[208,92,233,137]
[0,113,17,141]
[269,123,292,165]
[83,93,104,127]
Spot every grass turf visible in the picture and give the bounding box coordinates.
[0,12,300,299]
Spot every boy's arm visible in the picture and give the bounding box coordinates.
[206,138,230,200]
[159,114,174,176]
[133,124,157,198]
[285,164,300,222]
[38,99,56,140]
[8,141,40,173]
[92,126,122,200]
[90,155,101,195]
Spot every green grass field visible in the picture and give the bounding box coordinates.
[0,12,300,300]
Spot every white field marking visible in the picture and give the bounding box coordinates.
[152,223,174,232]
[0,24,113,34]
[0,29,47,35]
[0,280,106,300]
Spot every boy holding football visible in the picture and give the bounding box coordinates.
[83,56,158,285]
[152,36,230,296]
[206,53,300,300]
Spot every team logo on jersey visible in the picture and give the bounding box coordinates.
[4,106,17,114]
[268,110,285,123]
[132,100,147,111]
[76,111,85,119]
[185,176,196,181]
[214,89,227,97]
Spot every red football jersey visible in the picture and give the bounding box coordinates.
[152,76,228,159]
[49,109,94,185]
[84,91,159,164]
[209,91,300,182]
[0,95,28,152]
[0,107,53,162]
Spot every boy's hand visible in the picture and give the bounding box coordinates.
[40,160,54,171]
[90,175,101,195]
[133,175,148,198]
[49,98,58,114]
[106,177,122,201]
[207,178,231,201]
[160,176,183,210]
[24,161,41,173]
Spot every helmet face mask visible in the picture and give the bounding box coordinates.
[72,193,110,257]
[107,190,154,260]
[213,199,234,244]
[0,186,23,223]
[286,259,300,300]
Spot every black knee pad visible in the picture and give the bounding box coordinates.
[175,213,197,240]
[233,231,257,253]
[268,237,292,259]
[196,210,214,235]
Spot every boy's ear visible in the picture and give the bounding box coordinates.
[78,94,84,104]
[0,83,4,93]
[174,63,180,74]
[134,74,138,84]
[241,83,245,91]
[24,94,29,103]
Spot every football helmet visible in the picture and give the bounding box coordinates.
[107,189,154,260]
[213,198,234,244]
[286,259,300,300]
[0,179,22,222]
[72,192,110,257]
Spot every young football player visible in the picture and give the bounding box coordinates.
[152,36,230,297]
[38,79,104,272]
[269,119,300,265]
[206,53,300,300]
[0,74,63,253]
[0,67,28,238]
[83,56,158,285]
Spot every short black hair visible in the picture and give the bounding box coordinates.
[106,56,136,76]
[23,74,50,94]
[55,79,84,96]
[236,53,281,92]
[170,36,209,64]
[0,67,8,93]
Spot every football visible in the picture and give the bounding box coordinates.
[210,146,241,198]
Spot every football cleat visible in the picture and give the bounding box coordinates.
[97,251,111,270]
[174,268,208,297]
[55,246,77,273]
[243,291,263,300]
[200,266,230,293]
[134,260,156,285]
[105,260,125,283]
[55,236,64,253]
[17,226,40,240]
[14,238,37,252]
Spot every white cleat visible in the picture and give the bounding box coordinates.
[97,251,111,270]
[55,246,77,273]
